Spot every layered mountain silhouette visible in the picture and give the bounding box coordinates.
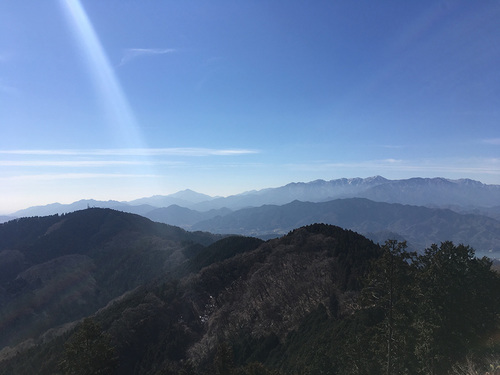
[5,177,500,258]
[190,198,500,255]
[8,177,500,220]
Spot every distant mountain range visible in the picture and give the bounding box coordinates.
[190,198,500,255]
[4,176,500,256]
[7,176,500,219]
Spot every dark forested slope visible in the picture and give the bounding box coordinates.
[0,220,499,375]
[0,208,220,349]
[0,223,381,374]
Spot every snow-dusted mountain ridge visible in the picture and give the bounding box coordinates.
[7,176,500,219]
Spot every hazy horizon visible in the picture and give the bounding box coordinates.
[3,175,500,216]
[1,1,499,214]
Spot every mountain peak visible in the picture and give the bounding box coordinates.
[168,189,214,203]
[363,175,388,183]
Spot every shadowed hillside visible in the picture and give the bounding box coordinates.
[0,208,220,349]
[1,220,499,375]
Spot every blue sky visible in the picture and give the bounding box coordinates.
[1,1,499,213]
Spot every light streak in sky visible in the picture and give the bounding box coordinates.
[59,0,145,148]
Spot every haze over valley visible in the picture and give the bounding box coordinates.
[3,176,500,258]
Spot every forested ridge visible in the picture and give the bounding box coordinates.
[0,212,499,374]
[0,209,221,350]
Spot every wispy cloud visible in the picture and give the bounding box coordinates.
[0,147,259,157]
[0,83,18,96]
[1,160,141,167]
[482,138,500,145]
[380,144,405,149]
[286,158,500,176]
[0,77,20,96]
[0,173,160,182]
[0,148,258,172]
[119,48,176,66]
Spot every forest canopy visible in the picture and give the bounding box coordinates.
[0,222,499,375]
